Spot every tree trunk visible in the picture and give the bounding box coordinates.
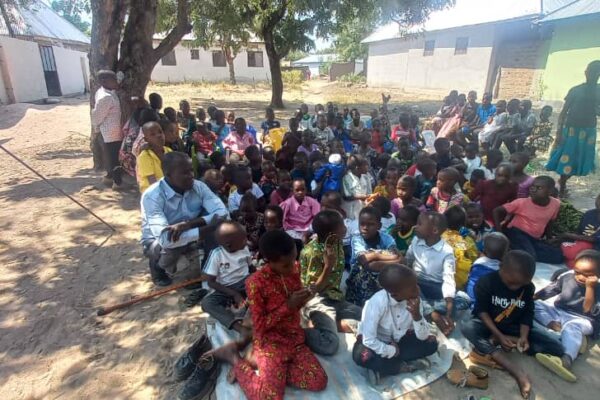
[223,46,236,85]
[0,1,15,38]
[263,29,284,109]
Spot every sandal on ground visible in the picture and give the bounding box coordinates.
[446,365,489,390]
[535,353,576,382]
[579,336,587,355]
[468,350,504,370]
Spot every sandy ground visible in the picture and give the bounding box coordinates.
[0,81,599,400]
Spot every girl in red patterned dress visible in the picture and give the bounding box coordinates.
[209,230,328,400]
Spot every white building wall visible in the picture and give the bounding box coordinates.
[151,42,271,83]
[0,36,48,102]
[367,24,496,96]
[52,46,88,95]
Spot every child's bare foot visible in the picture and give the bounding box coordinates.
[517,374,532,399]
[205,342,241,365]
[547,321,562,332]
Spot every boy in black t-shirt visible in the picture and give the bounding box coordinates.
[462,250,563,399]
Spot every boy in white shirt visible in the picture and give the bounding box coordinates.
[406,211,456,336]
[201,221,252,335]
[353,264,438,382]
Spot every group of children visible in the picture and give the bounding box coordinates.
[124,91,600,400]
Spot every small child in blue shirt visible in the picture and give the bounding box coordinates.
[313,153,346,198]
[345,207,402,307]
[465,232,510,303]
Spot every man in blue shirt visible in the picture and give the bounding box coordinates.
[476,92,497,127]
[141,152,229,286]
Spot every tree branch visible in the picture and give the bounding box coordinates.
[152,0,192,64]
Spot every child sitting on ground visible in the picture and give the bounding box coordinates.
[258,160,277,202]
[291,151,312,189]
[313,153,346,198]
[270,169,292,205]
[391,175,424,218]
[534,249,600,382]
[202,169,227,204]
[391,137,415,175]
[342,155,373,220]
[136,121,172,193]
[298,130,319,156]
[442,206,479,290]
[415,157,438,202]
[465,202,494,252]
[260,107,280,140]
[201,221,253,336]
[426,167,467,213]
[353,264,438,383]
[559,194,600,268]
[192,123,217,159]
[406,211,456,336]
[228,167,265,212]
[462,250,563,399]
[493,175,563,264]
[526,105,554,157]
[470,163,518,224]
[223,117,256,156]
[481,149,503,180]
[300,210,362,356]
[370,196,396,232]
[373,167,400,201]
[388,205,420,254]
[233,193,265,253]
[510,152,535,198]
[208,231,327,400]
[463,142,482,180]
[161,119,185,152]
[465,232,509,303]
[281,178,321,242]
[346,207,402,307]
[462,169,485,198]
[243,145,262,183]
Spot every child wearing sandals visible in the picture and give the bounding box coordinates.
[353,264,438,384]
[208,231,327,400]
[534,249,600,382]
[462,250,564,399]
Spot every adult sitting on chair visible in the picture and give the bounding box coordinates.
[141,152,229,286]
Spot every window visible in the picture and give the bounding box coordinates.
[423,40,435,56]
[161,50,177,66]
[455,37,469,55]
[212,51,226,67]
[247,51,264,67]
[190,49,200,60]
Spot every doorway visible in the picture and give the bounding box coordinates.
[39,45,62,96]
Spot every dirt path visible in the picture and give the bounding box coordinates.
[0,84,598,400]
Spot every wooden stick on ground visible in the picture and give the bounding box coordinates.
[96,276,206,316]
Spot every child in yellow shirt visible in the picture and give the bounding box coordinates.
[137,121,172,193]
[373,167,399,201]
[442,206,479,290]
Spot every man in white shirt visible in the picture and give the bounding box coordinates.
[91,70,124,189]
[141,152,229,286]
[353,264,438,381]
[201,221,252,334]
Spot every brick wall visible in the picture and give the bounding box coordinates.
[495,40,548,100]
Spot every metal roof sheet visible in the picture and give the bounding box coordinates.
[538,0,600,23]
[0,1,90,45]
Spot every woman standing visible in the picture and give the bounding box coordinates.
[546,60,600,197]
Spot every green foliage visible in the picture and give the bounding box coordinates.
[319,60,333,75]
[337,73,366,84]
[286,50,308,62]
[282,70,304,85]
[51,0,90,35]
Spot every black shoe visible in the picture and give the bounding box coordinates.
[177,356,220,400]
[183,289,209,308]
[149,259,172,287]
[174,334,212,382]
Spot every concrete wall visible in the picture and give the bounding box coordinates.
[0,36,48,103]
[151,42,271,83]
[366,24,496,95]
[542,16,600,101]
[53,46,89,95]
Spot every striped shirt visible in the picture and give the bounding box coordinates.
[92,87,122,143]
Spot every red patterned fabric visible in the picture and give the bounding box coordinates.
[233,264,327,400]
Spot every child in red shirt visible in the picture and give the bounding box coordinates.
[208,231,327,400]
[493,175,563,264]
[470,163,518,223]
[192,123,217,158]
[426,167,467,213]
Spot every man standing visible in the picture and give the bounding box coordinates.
[91,70,124,189]
[141,152,229,286]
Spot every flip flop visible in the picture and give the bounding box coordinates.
[535,353,576,383]
[469,350,504,370]
[446,366,489,390]
[579,336,587,355]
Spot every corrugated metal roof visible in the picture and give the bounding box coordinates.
[291,54,338,65]
[362,0,541,43]
[0,0,90,44]
[539,0,600,22]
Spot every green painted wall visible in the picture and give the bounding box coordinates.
[542,17,600,101]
